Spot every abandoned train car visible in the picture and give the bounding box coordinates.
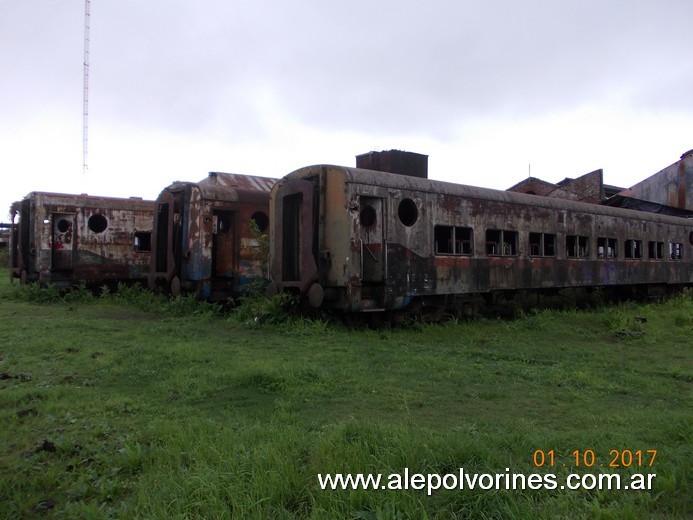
[9,192,155,287]
[0,223,11,252]
[269,164,692,315]
[148,172,276,301]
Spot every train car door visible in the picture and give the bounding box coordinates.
[9,219,19,278]
[153,199,170,275]
[212,210,236,278]
[51,213,75,271]
[17,199,32,281]
[359,196,384,282]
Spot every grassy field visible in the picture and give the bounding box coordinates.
[0,270,690,519]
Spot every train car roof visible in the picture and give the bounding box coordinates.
[282,164,693,226]
[19,191,155,210]
[159,172,276,202]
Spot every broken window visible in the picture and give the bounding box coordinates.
[624,239,642,259]
[434,226,473,255]
[88,213,108,233]
[486,229,518,256]
[359,205,377,228]
[648,241,664,260]
[597,237,617,259]
[566,235,589,258]
[669,242,683,260]
[398,198,418,227]
[56,219,71,233]
[134,232,152,252]
[250,211,269,233]
[529,232,556,257]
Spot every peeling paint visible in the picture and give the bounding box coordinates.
[270,165,692,314]
[149,172,275,300]
[9,192,155,287]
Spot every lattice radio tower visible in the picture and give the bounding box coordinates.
[82,0,90,175]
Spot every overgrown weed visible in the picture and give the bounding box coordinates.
[228,290,297,327]
[5,281,223,318]
[599,301,650,339]
[165,294,222,318]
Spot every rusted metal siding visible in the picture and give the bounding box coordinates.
[270,165,692,313]
[617,149,693,211]
[149,172,275,300]
[558,169,605,203]
[507,169,606,204]
[10,192,155,287]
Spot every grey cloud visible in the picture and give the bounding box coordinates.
[45,0,684,143]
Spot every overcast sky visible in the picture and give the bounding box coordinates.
[2,0,692,220]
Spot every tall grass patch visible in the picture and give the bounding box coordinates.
[0,269,690,518]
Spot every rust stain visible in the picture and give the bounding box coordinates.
[10,192,155,287]
[149,172,276,300]
[270,164,693,314]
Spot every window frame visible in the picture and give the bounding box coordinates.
[529,232,557,257]
[669,242,683,261]
[566,235,589,259]
[486,229,518,257]
[648,241,664,260]
[434,225,473,256]
[597,237,618,259]
[624,239,642,259]
[134,231,152,252]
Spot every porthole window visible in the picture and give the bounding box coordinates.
[88,213,108,233]
[359,205,377,228]
[398,198,418,227]
[56,219,71,233]
[250,211,269,233]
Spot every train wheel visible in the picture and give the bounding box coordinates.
[307,283,324,308]
[170,276,181,297]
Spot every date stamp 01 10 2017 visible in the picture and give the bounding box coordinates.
[532,449,657,469]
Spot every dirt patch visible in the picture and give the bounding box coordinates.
[34,439,57,454]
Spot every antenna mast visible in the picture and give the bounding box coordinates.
[82,0,90,175]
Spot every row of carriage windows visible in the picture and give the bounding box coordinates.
[55,214,109,234]
[433,225,684,260]
[51,209,270,255]
[54,215,152,253]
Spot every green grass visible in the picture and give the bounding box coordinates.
[0,270,690,518]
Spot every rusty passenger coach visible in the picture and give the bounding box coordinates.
[269,165,692,315]
[149,172,276,301]
[9,192,155,287]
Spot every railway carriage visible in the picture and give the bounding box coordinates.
[9,192,155,288]
[269,165,692,316]
[148,172,276,301]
